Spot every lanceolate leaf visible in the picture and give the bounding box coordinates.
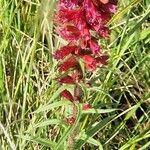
[75,115,115,149]
[16,135,56,148]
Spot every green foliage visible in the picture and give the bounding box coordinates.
[0,0,150,150]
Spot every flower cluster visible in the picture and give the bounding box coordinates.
[54,0,117,123]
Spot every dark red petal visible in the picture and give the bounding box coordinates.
[76,12,91,41]
[56,9,79,23]
[54,45,79,60]
[66,116,76,125]
[58,25,81,41]
[82,103,92,110]
[59,57,78,72]
[82,55,97,71]
[79,39,88,50]
[88,39,101,54]
[84,0,99,25]
[60,90,74,101]
[96,55,109,65]
[58,75,75,84]
[74,47,82,55]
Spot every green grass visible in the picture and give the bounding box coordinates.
[0,0,150,149]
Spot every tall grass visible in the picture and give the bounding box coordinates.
[0,0,150,149]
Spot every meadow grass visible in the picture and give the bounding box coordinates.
[0,0,150,149]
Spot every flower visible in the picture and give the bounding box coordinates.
[82,103,92,110]
[56,9,91,42]
[53,0,117,125]
[54,0,117,105]
[88,38,101,54]
[83,0,117,38]
[58,25,81,41]
[54,45,79,60]
[60,90,74,101]
[56,9,79,23]
[82,55,97,71]
[58,75,75,84]
[83,0,101,30]
[59,57,78,72]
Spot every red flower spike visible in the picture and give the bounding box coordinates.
[58,75,75,84]
[54,45,79,60]
[60,90,74,101]
[53,0,118,127]
[82,103,92,110]
[59,57,78,72]
[82,55,97,71]
[66,116,76,125]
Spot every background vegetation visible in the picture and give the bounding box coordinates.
[0,0,150,149]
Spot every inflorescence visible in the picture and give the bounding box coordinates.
[54,0,117,124]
